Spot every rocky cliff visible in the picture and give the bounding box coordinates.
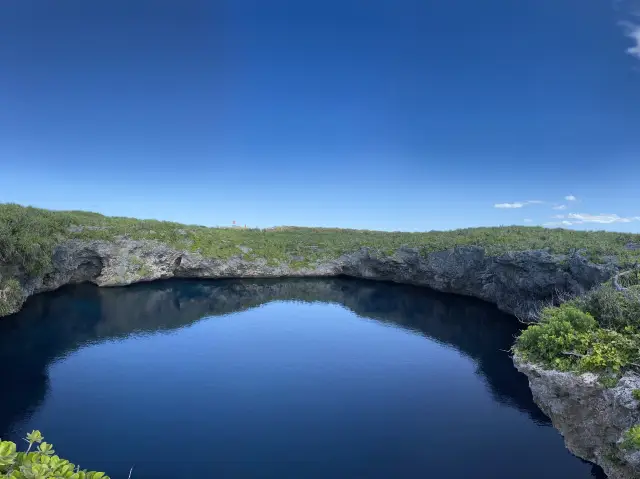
[515,358,640,479]
[0,238,615,320]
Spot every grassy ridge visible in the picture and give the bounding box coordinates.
[2,203,640,277]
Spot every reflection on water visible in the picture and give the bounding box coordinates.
[0,278,605,478]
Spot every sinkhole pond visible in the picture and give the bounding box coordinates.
[0,278,605,478]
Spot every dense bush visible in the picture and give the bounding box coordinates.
[516,275,640,377]
[516,304,631,372]
[0,205,67,275]
[622,425,640,450]
[573,284,640,331]
[0,430,109,478]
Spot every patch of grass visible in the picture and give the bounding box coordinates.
[129,256,152,278]
[0,204,74,275]
[600,374,622,389]
[632,389,640,401]
[515,274,640,378]
[622,425,640,450]
[2,203,640,278]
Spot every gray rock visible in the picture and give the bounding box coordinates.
[1,240,616,323]
[515,358,640,479]
[626,243,640,251]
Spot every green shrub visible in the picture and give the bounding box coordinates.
[633,389,640,401]
[0,204,71,275]
[0,279,23,317]
[515,303,640,374]
[515,304,597,369]
[573,284,640,331]
[617,268,640,289]
[0,430,108,478]
[599,374,621,389]
[622,425,640,450]
[575,328,638,373]
[515,264,640,376]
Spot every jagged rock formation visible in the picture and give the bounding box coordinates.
[515,358,640,479]
[1,238,616,321]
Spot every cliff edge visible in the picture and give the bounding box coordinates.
[0,238,615,321]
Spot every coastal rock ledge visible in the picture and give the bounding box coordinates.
[515,358,640,479]
[0,238,615,320]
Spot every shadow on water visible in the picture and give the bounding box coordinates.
[0,277,606,478]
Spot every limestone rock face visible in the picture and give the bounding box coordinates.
[1,239,615,321]
[515,358,640,479]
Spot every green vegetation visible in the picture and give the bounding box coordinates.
[3,202,640,277]
[0,430,108,478]
[129,256,152,278]
[622,425,640,450]
[515,273,640,382]
[0,279,23,317]
[633,389,640,401]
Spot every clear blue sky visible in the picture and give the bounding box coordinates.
[1,0,639,232]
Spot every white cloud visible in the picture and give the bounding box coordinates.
[552,204,567,210]
[495,202,524,209]
[524,218,533,223]
[494,200,543,209]
[545,212,640,226]
[543,208,640,227]
[565,195,577,201]
[621,22,640,60]
[566,213,635,224]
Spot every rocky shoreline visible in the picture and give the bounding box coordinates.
[0,238,633,477]
[515,358,640,479]
[1,238,616,319]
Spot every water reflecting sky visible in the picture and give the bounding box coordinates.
[0,278,605,478]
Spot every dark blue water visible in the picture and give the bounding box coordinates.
[0,278,604,479]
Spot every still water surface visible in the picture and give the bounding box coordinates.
[0,278,605,478]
